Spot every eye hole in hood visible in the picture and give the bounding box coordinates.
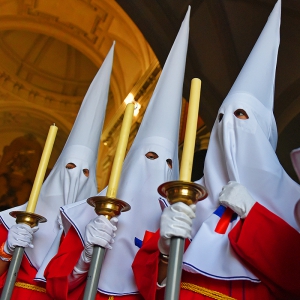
[83,169,89,177]
[166,159,172,169]
[66,162,89,177]
[234,109,249,120]
[218,113,224,122]
[66,163,76,169]
[145,151,159,160]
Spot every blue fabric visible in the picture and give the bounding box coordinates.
[135,237,143,248]
[213,205,238,222]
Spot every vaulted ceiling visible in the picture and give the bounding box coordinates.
[116,0,300,181]
[0,0,156,169]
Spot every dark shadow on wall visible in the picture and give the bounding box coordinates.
[0,134,51,211]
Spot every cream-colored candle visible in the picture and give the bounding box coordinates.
[179,78,201,182]
[26,124,58,213]
[106,103,134,198]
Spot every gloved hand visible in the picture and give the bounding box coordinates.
[57,214,63,230]
[80,215,118,265]
[219,181,256,218]
[4,223,39,255]
[158,202,196,255]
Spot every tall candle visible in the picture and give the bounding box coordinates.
[106,103,134,198]
[26,124,58,213]
[179,78,201,182]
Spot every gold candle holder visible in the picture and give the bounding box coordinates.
[158,180,208,206]
[87,196,131,220]
[9,211,47,228]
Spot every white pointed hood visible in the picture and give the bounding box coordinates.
[0,43,115,280]
[226,1,280,113]
[183,0,300,281]
[61,7,190,295]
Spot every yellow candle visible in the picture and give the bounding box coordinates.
[106,103,134,198]
[26,124,58,213]
[179,78,201,182]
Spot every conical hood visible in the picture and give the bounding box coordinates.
[130,6,190,176]
[184,0,300,281]
[61,42,115,164]
[224,0,281,111]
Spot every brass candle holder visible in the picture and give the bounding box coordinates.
[0,211,47,300]
[87,196,131,220]
[158,180,208,206]
[157,180,208,298]
[9,211,47,228]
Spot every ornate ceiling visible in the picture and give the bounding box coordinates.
[0,0,156,188]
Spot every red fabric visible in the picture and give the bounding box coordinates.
[143,230,156,244]
[45,226,143,300]
[229,202,300,299]
[132,204,300,300]
[215,207,234,234]
[45,226,83,300]
[180,271,272,300]
[132,231,190,300]
[0,224,51,299]
[132,230,161,300]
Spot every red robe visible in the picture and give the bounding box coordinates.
[132,203,300,300]
[0,224,52,299]
[45,225,143,300]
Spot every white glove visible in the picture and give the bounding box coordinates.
[158,202,196,255]
[69,251,92,289]
[57,214,63,230]
[4,223,39,255]
[81,215,118,264]
[219,181,256,219]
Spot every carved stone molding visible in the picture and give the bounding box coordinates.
[0,69,82,114]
